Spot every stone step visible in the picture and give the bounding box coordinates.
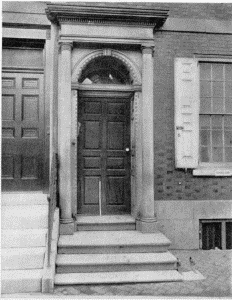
[2,247,46,270]
[55,270,182,285]
[58,231,171,254]
[2,269,43,294]
[2,193,48,206]
[75,215,136,231]
[56,251,177,273]
[2,205,48,229]
[2,229,47,248]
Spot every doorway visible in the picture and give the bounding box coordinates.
[2,72,46,191]
[77,91,132,215]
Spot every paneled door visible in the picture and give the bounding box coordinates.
[77,93,131,215]
[2,72,45,191]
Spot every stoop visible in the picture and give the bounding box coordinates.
[55,215,182,285]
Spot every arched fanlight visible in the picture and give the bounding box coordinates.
[79,56,133,85]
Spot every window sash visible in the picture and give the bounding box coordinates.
[199,62,232,164]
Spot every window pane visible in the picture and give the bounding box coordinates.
[200,63,211,80]
[224,115,232,127]
[202,222,222,250]
[225,64,232,81]
[200,147,210,162]
[200,98,211,113]
[225,148,232,162]
[212,81,223,98]
[225,82,232,98]
[212,147,223,162]
[225,98,232,113]
[225,131,232,146]
[212,64,224,81]
[226,222,232,249]
[224,116,232,149]
[200,115,210,128]
[212,97,224,113]
[200,130,210,146]
[212,130,223,146]
[212,115,222,129]
[79,56,132,85]
[200,81,211,97]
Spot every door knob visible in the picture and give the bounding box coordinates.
[125,147,130,152]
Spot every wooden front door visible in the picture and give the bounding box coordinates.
[2,72,45,191]
[77,92,131,215]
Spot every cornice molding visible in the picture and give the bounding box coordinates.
[46,4,169,29]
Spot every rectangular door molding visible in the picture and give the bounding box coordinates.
[2,72,46,191]
[77,93,131,215]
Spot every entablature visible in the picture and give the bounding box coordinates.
[46,3,169,29]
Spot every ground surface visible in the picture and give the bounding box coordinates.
[3,249,232,298]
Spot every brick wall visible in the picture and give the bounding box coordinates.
[153,31,232,201]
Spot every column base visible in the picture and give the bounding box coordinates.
[136,218,158,233]
[60,219,75,235]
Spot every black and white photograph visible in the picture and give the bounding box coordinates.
[1,1,232,297]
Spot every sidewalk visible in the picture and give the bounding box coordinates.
[2,250,232,298]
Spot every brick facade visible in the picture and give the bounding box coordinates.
[153,31,232,201]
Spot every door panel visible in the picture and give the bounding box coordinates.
[2,72,45,191]
[77,95,131,215]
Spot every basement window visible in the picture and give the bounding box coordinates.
[200,219,232,250]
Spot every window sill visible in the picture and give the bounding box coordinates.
[193,167,232,177]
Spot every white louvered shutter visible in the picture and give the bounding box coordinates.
[174,58,200,169]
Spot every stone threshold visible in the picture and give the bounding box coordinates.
[75,214,135,224]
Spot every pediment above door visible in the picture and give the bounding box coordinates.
[46,3,169,45]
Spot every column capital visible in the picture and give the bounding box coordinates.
[59,41,73,52]
[141,43,155,55]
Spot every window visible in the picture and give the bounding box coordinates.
[199,63,232,163]
[200,219,232,250]
[174,58,232,176]
[79,56,132,85]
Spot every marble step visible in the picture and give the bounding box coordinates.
[75,215,136,231]
[2,247,46,270]
[55,270,183,285]
[2,229,47,248]
[56,251,177,273]
[2,205,48,229]
[2,193,48,206]
[2,269,43,294]
[58,231,171,254]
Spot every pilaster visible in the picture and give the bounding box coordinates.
[136,43,157,233]
[58,40,74,234]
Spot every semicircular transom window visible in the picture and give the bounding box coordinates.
[79,56,133,85]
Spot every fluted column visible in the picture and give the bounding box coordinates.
[136,43,157,233]
[58,41,74,234]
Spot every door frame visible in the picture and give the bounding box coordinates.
[71,84,141,218]
[2,66,49,192]
[76,89,133,215]
[2,39,49,192]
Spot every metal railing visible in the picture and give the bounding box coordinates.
[47,153,59,267]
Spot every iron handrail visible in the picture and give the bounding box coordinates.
[47,153,58,267]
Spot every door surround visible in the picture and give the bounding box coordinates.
[70,49,142,221]
[59,44,158,234]
[47,0,169,235]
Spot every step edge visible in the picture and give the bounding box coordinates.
[58,242,171,247]
[54,270,182,284]
[56,260,177,266]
